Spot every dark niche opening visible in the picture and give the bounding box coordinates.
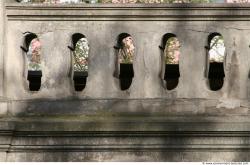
[21,32,42,91]
[73,71,88,91]
[161,33,180,90]
[70,33,89,91]
[119,63,134,90]
[115,33,135,91]
[207,33,225,91]
[27,71,42,91]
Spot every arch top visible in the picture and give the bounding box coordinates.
[208,32,225,63]
[161,33,177,50]
[116,33,131,49]
[208,32,223,47]
[23,32,38,51]
[71,33,86,49]
[23,32,42,71]
[162,33,180,65]
[116,33,135,64]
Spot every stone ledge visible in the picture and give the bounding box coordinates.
[4,98,249,117]
[2,129,250,155]
[7,3,250,8]
[3,129,250,151]
[1,117,250,161]
[1,120,250,131]
[6,3,250,21]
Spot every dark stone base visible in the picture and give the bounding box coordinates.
[0,98,249,161]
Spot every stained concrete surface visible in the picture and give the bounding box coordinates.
[1,1,250,161]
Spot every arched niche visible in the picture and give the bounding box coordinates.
[160,33,180,90]
[114,33,135,91]
[206,32,225,91]
[69,33,89,91]
[21,32,42,91]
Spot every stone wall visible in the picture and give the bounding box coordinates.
[1,1,250,161]
[0,1,4,97]
[4,3,250,100]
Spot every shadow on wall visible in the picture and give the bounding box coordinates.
[7,97,250,161]
[5,2,250,161]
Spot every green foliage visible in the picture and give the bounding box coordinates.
[165,37,180,64]
[73,38,89,72]
[209,35,225,62]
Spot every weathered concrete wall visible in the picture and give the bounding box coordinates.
[2,2,250,162]
[5,3,250,101]
[0,0,8,120]
[0,0,4,97]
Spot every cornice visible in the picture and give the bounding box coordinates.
[5,3,250,21]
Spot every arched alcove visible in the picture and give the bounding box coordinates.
[115,33,135,91]
[21,32,42,91]
[207,32,225,91]
[70,33,89,91]
[161,33,180,90]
